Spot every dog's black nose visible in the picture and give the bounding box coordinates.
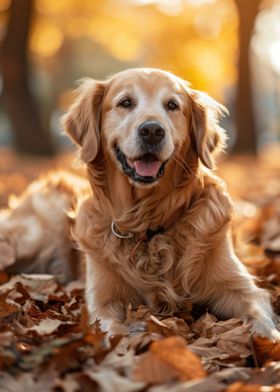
[138,121,165,145]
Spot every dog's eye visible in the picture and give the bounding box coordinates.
[118,98,132,108]
[167,100,179,111]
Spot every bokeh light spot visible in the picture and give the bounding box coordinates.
[30,24,63,58]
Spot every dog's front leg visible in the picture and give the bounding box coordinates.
[186,235,280,342]
[85,255,133,335]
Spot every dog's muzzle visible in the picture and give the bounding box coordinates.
[115,146,168,184]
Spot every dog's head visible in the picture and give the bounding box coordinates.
[63,68,227,187]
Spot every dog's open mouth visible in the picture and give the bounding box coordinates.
[115,147,168,184]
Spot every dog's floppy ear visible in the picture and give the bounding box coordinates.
[62,79,106,163]
[189,90,228,169]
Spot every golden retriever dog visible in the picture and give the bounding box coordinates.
[0,68,279,341]
[61,68,279,340]
[0,172,89,283]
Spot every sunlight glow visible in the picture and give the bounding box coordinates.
[30,24,63,57]
[133,0,217,5]
[193,13,221,39]
[132,0,183,15]
[132,0,217,15]
[252,4,280,74]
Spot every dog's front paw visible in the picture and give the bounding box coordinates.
[99,319,128,336]
[128,322,147,336]
[251,319,280,342]
[269,328,280,342]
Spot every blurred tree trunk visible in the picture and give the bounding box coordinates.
[233,0,261,153]
[0,0,55,155]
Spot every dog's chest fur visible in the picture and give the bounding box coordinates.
[97,221,189,313]
[75,177,232,314]
[127,231,186,313]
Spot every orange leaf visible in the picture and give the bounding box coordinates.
[0,293,20,318]
[133,336,205,384]
[252,336,280,366]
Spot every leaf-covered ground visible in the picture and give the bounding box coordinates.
[0,148,280,392]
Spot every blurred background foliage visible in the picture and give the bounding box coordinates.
[0,0,279,156]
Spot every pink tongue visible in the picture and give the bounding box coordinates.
[134,160,161,177]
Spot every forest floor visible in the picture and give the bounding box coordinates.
[0,147,279,391]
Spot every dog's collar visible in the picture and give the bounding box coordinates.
[111,221,165,241]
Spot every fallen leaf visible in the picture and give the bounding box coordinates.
[133,336,205,384]
[134,349,180,384]
[0,293,20,318]
[54,374,80,392]
[252,336,280,366]
[0,371,54,392]
[248,361,280,385]
[126,304,153,323]
[27,318,70,335]
[85,368,146,392]
[192,313,218,337]
[149,367,252,392]
[147,315,190,338]
[225,382,262,392]
[216,324,251,357]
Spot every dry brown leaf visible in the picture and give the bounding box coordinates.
[192,315,246,338]
[0,332,14,347]
[190,323,251,358]
[70,373,98,391]
[189,336,223,359]
[54,374,80,392]
[133,351,180,384]
[149,367,252,392]
[129,331,160,353]
[26,318,72,335]
[248,362,280,385]
[225,382,262,392]
[133,336,205,384]
[102,344,135,370]
[51,340,87,373]
[85,368,146,392]
[0,371,54,392]
[151,337,206,379]
[192,313,218,336]
[216,324,251,357]
[147,315,190,338]
[0,293,20,318]
[126,304,153,323]
[208,319,243,336]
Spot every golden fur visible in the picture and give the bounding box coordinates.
[0,171,89,282]
[0,68,279,341]
[63,68,279,340]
